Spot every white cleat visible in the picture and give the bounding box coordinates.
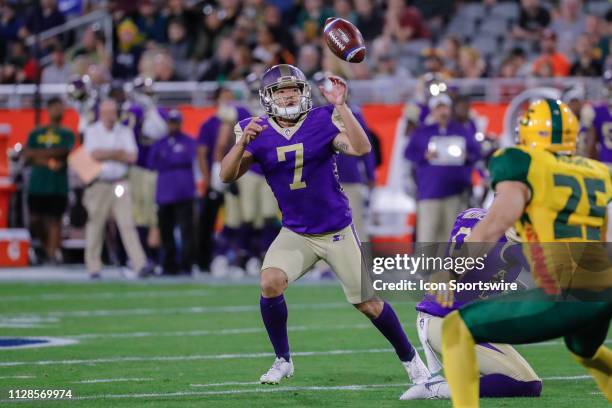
[399,375,451,400]
[402,353,430,385]
[259,357,294,384]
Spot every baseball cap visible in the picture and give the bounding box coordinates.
[428,93,452,110]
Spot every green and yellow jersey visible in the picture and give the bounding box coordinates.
[489,146,612,243]
[489,146,612,291]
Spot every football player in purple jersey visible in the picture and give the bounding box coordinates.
[219,64,430,392]
[401,208,541,400]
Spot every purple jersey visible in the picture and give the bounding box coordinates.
[147,131,196,205]
[416,208,526,317]
[197,105,261,174]
[238,105,352,234]
[120,102,148,167]
[336,111,376,184]
[592,103,612,163]
[404,121,481,200]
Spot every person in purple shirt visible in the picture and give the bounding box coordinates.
[405,93,481,243]
[196,87,252,273]
[336,108,377,241]
[147,110,196,275]
[220,64,430,393]
[584,91,612,165]
[402,208,542,399]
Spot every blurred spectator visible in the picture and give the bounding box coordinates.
[532,29,570,77]
[600,9,612,69]
[385,0,430,42]
[194,6,230,60]
[296,0,333,44]
[196,87,249,271]
[373,52,409,79]
[0,3,24,63]
[21,0,66,44]
[457,47,486,79]
[153,50,179,81]
[147,110,196,275]
[135,0,167,45]
[112,19,144,80]
[68,25,109,67]
[297,44,321,79]
[421,48,451,79]
[166,0,199,35]
[252,25,294,66]
[333,0,357,24]
[404,93,480,242]
[1,41,39,83]
[83,99,147,279]
[354,0,383,42]
[440,36,461,77]
[41,43,71,83]
[200,37,235,81]
[265,5,297,55]
[229,44,254,80]
[550,0,586,57]
[414,0,454,35]
[165,18,193,80]
[24,97,74,264]
[512,0,550,41]
[570,34,603,76]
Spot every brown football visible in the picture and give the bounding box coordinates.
[323,17,366,63]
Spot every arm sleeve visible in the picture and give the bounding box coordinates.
[488,147,532,190]
[465,129,482,165]
[404,128,426,164]
[123,128,138,155]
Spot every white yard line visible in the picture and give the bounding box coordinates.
[75,378,154,384]
[0,348,392,367]
[1,289,210,302]
[0,376,602,403]
[0,376,35,379]
[0,302,348,319]
[3,339,611,367]
[70,323,372,340]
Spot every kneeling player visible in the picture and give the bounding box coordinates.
[401,208,542,400]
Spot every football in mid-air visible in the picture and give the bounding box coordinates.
[323,17,366,63]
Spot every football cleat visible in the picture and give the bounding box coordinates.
[402,352,430,385]
[399,374,450,400]
[259,357,294,384]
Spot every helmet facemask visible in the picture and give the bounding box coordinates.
[260,80,312,121]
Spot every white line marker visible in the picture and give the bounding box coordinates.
[75,378,154,384]
[1,289,210,302]
[0,302,348,319]
[0,376,603,403]
[70,323,372,340]
[190,381,261,387]
[0,376,35,379]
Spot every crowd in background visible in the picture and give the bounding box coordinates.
[4,0,612,276]
[0,0,611,86]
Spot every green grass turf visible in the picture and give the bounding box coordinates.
[0,281,609,407]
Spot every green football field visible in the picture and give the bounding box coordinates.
[0,280,609,407]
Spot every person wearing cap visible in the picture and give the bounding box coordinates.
[147,109,197,275]
[404,93,481,242]
[532,29,570,77]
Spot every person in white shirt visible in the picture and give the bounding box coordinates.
[83,99,147,278]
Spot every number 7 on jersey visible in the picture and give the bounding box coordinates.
[277,143,307,190]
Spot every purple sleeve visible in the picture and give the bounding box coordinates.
[404,127,427,164]
[464,127,482,165]
[146,141,160,171]
[197,122,210,146]
[363,151,376,182]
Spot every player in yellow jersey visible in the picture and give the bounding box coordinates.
[441,99,612,407]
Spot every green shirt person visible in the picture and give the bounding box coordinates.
[23,97,75,264]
